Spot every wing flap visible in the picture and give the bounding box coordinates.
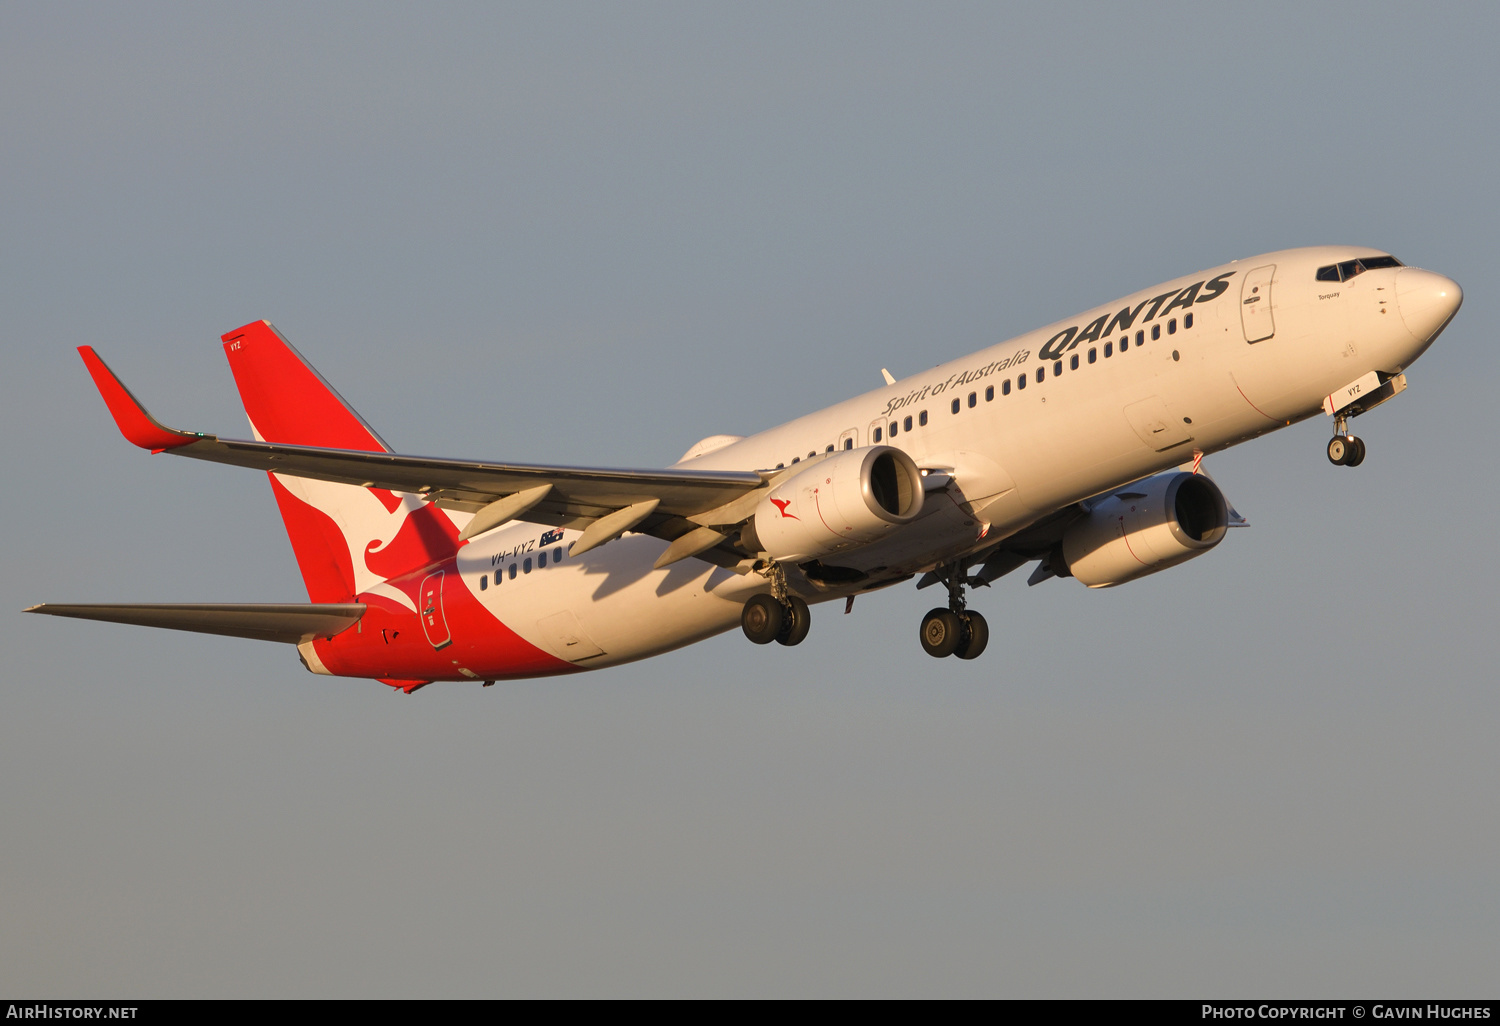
[25,603,366,644]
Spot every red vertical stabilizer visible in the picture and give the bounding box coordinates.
[220,321,459,603]
[221,321,390,452]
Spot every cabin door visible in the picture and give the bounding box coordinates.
[419,570,453,650]
[1240,264,1277,343]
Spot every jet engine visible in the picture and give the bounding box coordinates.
[750,446,925,563]
[1061,471,1229,588]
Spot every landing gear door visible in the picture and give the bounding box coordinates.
[1240,264,1276,343]
[419,570,453,650]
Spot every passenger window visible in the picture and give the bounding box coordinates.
[480,575,488,591]
[1054,360,1063,375]
[985,385,994,401]
[1136,329,1144,346]
[1070,354,1079,370]
[1184,312,1194,329]
[1120,336,1128,352]
[792,456,800,463]
[509,563,517,580]
[888,422,898,437]
[952,398,960,413]
[826,444,835,453]
[523,557,532,574]
[919,410,928,426]
[1017,374,1026,390]
[554,547,563,562]
[873,428,882,443]
[903,416,912,432]
[776,462,785,468]
[1036,367,1045,383]
[844,438,853,449]
[1088,348,1097,364]
[1152,324,1161,340]
[967,392,977,408]
[538,550,547,569]
[1002,379,1011,396]
[1168,318,1177,334]
[1104,341,1113,357]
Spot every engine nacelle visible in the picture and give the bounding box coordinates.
[1062,472,1229,588]
[751,446,925,563]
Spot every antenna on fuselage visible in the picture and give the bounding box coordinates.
[880,368,896,386]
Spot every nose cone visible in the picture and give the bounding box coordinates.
[1395,268,1463,343]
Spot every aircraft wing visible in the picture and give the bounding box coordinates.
[79,347,768,560]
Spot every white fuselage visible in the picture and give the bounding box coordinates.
[449,246,1458,670]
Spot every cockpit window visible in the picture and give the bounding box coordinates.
[1316,255,1403,282]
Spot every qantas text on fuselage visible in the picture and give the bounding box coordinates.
[29,246,1461,690]
[878,271,1236,420]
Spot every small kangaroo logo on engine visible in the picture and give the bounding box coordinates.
[770,496,798,520]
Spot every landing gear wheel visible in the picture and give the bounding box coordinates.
[742,593,784,645]
[920,608,963,658]
[955,610,989,660]
[1346,436,1366,467]
[1327,435,1351,466]
[776,596,812,647]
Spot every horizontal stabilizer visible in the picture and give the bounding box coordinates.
[25,603,365,644]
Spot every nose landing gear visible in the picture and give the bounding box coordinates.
[741,562,812,647]
[1327,414,1366,467]
[1327,434,1366,466]
[919,564,988,660]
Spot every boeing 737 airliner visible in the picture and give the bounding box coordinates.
[28,247,1461,691]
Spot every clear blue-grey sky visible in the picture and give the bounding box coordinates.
[4,2,1497,997]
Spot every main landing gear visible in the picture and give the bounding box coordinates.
[741,563,812,647]
[919,564,988,660]
[1327,413,1366,467]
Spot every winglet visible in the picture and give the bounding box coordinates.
[77,347,200,452]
